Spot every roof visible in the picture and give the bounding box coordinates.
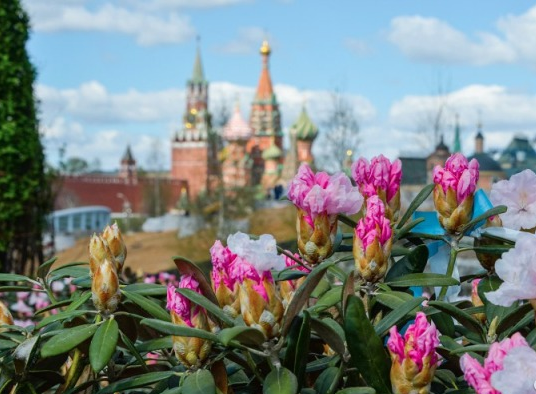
[498,136,536,170]
[291,107,318,141]
[121,145,135,163]
[468,153,503,172]
[262,143,282,160]
[223,106,252,141]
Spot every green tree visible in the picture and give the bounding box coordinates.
[0,0,51,274]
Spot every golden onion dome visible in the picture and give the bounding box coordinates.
[260,40,271,56]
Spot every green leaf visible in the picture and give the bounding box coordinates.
[0,273,38,285]
[386,273,459,287]
[35,299,72,315]
[173,256,220,306]
[430,310,455,337]
[37,257,58,279]
[344,295,391,394]
[97,371,175,394]
[314,366,340,394]
[36,309,93,330]
[218,326,266,347]
[90,318,119,373]
[66,291,92,312]
[338,213,358,228]
[263,367,298,394]
[375,291,417,311]
[497,302,533,336]
[41,324,98,358]
[374,297,426,337]
[0,339,17,351]
[0,285,33,292]
[385,244,429,282]
[284,311,311,391]
[459,205,507,234]
[394,217,425,241]
[48,266,89,282]
[449,344,491,354]
[140,318,219,342]
[122,290,171,322]
[335,388,376,394]
[176,288,235,327]
[123,283,167,296]
[273,270,308,282]
[311,317,346,355]
[182,369,216,394]
[135,336,173,353]
[396,183,434,229]
[427,301,483,336]
[308,286,342,313]
[118,330,149,372]
[477,276,519,330]
[281,259,335,337]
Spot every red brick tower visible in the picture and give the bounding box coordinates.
[119,144,137,184]
[171,46,213,198]
[247,40,283,185]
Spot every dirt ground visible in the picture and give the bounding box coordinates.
[54,205,298,274]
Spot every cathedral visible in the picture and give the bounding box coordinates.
[170,40,319,200]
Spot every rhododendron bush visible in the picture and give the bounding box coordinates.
[2,155,536,394]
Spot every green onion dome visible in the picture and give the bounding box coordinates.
[291,107,318,141]
[262,143,283,160]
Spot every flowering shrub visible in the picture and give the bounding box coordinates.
[1,154,535,394]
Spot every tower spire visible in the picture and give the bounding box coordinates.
[255,40,274,101]
[191,36,205,84]
[453,113,461,153]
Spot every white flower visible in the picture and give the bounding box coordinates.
[490,169,536,231]
[485,232,536,307]
[227,232,286,273]
[491,346,536,394]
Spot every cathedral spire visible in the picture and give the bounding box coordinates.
[255,40,274,101]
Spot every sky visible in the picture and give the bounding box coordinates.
[23,0,536,171]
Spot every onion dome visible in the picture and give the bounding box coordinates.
[262,143,282,161]
[291,107,318,141]
[223,105,252,141]
[260,40,271,56]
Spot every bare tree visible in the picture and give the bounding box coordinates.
[316,90,360,173]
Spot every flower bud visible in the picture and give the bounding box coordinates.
[352,155,402,222]
[91,258,121,314]
[471,279,486,324]
[433,153,479,233]
[0,300,14,329]
[167,278,217,368]
[239,274,284,339]
[288,164,363,264]
[210,240,240,317]
[101,222,127,273]
[354,196,393,283]
[474,215,503,272]
[387,312,440,394]
[88,233,109,277]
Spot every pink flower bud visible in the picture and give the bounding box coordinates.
[354,196,393,283]
[166,277,217,368]
[288,164,363,264]
[387,312,440,394]
[433,153,479,233]
[352,155,402,221]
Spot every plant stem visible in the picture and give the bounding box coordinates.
[438,242,459,301]
[61,348,85,392]
[243,350,264,383]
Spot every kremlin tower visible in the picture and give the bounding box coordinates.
[222,103,253,188]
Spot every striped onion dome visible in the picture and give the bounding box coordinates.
[291,107,318,141]
[262,143,283,160]
[223,105,252,141]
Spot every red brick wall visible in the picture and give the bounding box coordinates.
[171,142,208,198]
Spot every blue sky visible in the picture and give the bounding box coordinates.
[24,0,536,170]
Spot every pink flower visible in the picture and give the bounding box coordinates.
[485,232,536,307]
[351,155,402,217]
[288,163,363,222]
[354,196,393,282]
[387,312,440,393]
[461,332,528,394]
[166,276,201,327]
[490,169,536,231]
[433,153,479,204]
[227,232,286,272]
[491,346,536,394]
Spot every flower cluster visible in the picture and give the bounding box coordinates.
[433,153,479,233]
[288,163,363,264]
[89,222,126,314]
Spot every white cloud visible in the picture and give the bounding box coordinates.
[217,27,269,55]
[25,2,195,46]
[388,84,536,154]
[497,6,536,65]
[388,15,516,65]
[344,37,370,56]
